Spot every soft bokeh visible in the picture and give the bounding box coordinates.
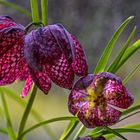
[0,0,140,139]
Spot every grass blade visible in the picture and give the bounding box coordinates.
[1,87,57,140]
[123,63,140,84]
[112,39,140,73]
[94,16,134,74]
[60,120,79,140]
[107,26,136,73]
[122,104,140,116]
[21,116,78,138]
[104,126,127,140]
[1,93,16,140]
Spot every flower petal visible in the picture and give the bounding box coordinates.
[21,75,33,97]
[68,74,94,114]
[0,16,24,56]
[77,104,121,128]
[29,68,51,94]
[71,35,88,76]
[0,17,25,85]
[45,54,74,89]
[94,72,134,109]
[0,16,16,30]
[68,73,122,128]
[24,25,65,71]
[0,39,25,85]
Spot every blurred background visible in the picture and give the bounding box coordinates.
[0,0,140,139]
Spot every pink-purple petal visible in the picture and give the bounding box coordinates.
[45,54,74,89]
[77,104,121,128]
[30,68,51,94]
[0,39,25,85]
[71,36,88,76]
[21,75,33,97]
[103,79,134,109]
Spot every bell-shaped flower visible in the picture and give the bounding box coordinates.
[68,72,134,128]
[0,16,88,97]
[23,24,88,97]
[0,16,28,86]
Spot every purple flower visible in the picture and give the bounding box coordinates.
[0,17,88,97]
[0,16,28,86]
[68,72,134,128]
[23,24,88,97]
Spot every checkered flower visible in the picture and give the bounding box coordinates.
[23,24,88,97]
[68,72,134,128]
[0,16,28,86]
[0,16,88,97]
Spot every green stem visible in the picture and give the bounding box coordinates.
[17,84,37,140]
[0,0,31,17]
[1,87,56,139]
[30,0,40,23]
[1,93,16,140]
[41,0,48,25]
[21,116,78,138]
[73,125,86,140]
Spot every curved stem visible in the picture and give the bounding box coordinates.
[1,93,16,140]
[21,116,78,138]
[17,84,37,140]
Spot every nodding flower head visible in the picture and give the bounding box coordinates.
[23,23,88,96]
[68,72,134,128]
[0,16,27,86]
[0,17,88,97]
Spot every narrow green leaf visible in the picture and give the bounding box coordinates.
[107,26,136,73]
[73,125,86,140]
[120,110,140,122]
[41,0,48,25]
[1,93,16,140]
[88,127,104,136]
[104,126,127,140]
[60,120,79,140]
[124,123,140,129]
[1,86,57,139]
[0,0,31,17]
[105,128,140,140]
[94,16,134,74]
[17,84,38,140]
[112,39,140,73]
[89,126,140,139]
[123,63,140,84]
[122,104,140,116]
[21,116,78,138]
